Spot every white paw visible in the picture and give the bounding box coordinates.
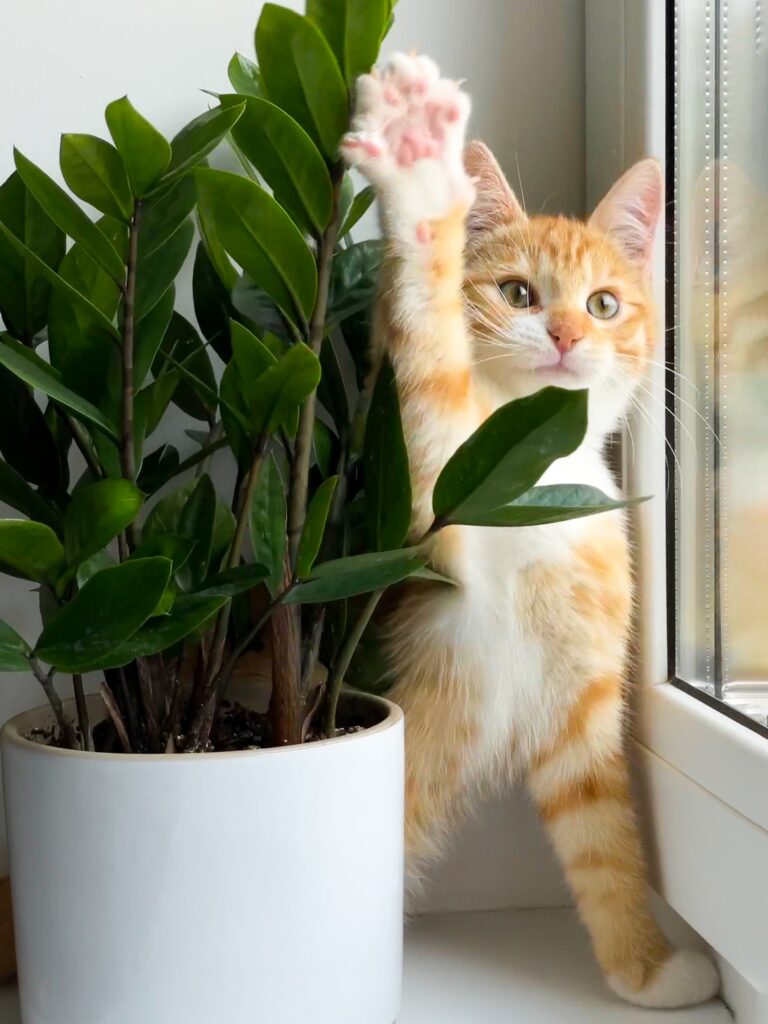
[342,53,475,229]
[608,949,720,1009]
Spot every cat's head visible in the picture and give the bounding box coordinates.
[463,143,663,435]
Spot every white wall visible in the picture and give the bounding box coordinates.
[0,0,585,902]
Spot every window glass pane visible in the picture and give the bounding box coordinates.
[674,0,768,726]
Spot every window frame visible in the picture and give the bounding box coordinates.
[586,0,768,996]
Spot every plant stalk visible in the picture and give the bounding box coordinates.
[100,682,132,753]
[72,673,92,751]
[322,588,385,738]
[119,199,142,552]
[62,412,103,480]
[28,658,72,743]
[286,162,345,569]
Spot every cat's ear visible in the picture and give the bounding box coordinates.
[464,141,526,234]
[589,159,663,271]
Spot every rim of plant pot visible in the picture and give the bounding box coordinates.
[1,688,402,763]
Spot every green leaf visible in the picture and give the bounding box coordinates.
[134,285,175,388]
[153,312,216,422]
[221,94,332,234]
[144,480,233,567]
[105,96,172,197]
[142,373,179,437]
[231,276,292,343]
[196,196,237,293]
[191,562,269,598]
[287,546,427,604]
[247,342,321,435]
[194,168,316,323]
[12,150,124,284]
[228,52,264,96]
[0,219,120,339]
[319,333,354,433]
[177,474,216,588]
[0,620,31,671]
[60,134,133,222]
[136,443,179,493]
[306,0,389,84]
[255,4,349,159]
[250,453,286,595]
[449,484,636,528]
[63,479,143,565]
[85,593,226,669]
[135,218,193,322]
[193,242,238,362]
[130,532,195,574]
[0,169,65,338]
[433,388,589,522]
[296,476,338,577]
[166,103,245,179]
[0,520,65,584]
[35,557,172,672]
[0,461,62,532]
[0,366,63,491]
[75,549,115,587]
[0,335,118,440]
[139,174,197,259]
[341,184,375,236]
[364,358,411,550]
[326,239,384,330]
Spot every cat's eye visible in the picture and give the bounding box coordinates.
[500,279,537,309]
[587,290,620,319]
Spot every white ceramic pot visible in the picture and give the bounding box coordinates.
[1,691,404,1024]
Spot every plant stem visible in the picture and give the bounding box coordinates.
[28,657,71,742]
[268,599,302,746]
[61,411,103,480]
[215,582,296,701]
[72,673,92,751]
[120,199,142,552]
[322,588,385,738]
[286,162,345,569]
[100,682,132,753]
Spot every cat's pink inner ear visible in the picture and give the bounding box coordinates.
[464,141,526,234]
[589,159,663,270]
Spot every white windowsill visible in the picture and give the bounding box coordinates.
[0,909,731,1023]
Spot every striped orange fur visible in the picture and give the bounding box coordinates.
[343,53,718,1008]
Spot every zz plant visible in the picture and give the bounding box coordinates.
[0,0,628,754]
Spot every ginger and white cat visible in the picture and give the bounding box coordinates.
[342,54,720,1009]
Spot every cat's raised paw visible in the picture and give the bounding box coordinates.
[608,949,720,1009]
[342,53,475,229]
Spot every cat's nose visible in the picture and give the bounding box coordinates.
[547,320,583,354]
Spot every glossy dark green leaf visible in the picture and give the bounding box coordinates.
[364,358,410,550]
[63,479,143,565]
[133,285,175,388]
[0,170,65,338]
[193,243,237,361]
[196,195,237,291]
[139,174,196,259]
[143,479,234,564]
[60,134,133,222]
[194,168,316,323]
[0,220,119,339]
[75,549,114,587]
[166,103,245,179]
[227,52,264,96]
[0,335,118,440]
[0,520,65,584]
[153,312,216,422]
[221,93,332,234]
[86,593,226,669]
[341,185,375,236]
[135,218,194,322]
[247,342,321,435]
[46,216,124,402]
[130,532,195,574]
[250,452,286,595]
[177,473,216,588]
[287,546,427,603]
[256,5,348,159]
[191,562,269,598]
[0,366,63,491]
[0,619,31,671]
[35,557,172,672]
[296,476,338,577]
[448,484,635,528]
[433,388,589,522]
[231,275,292,343]
[142,373,179,437]
[136,443,180,493]
[318,334,353,433]
[326,239,384,330]
[105,96,171,197]
[0,461,62,532]
[12,150,123,284]
[306,0,388,84]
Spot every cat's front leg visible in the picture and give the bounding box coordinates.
[342,55,481,536]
